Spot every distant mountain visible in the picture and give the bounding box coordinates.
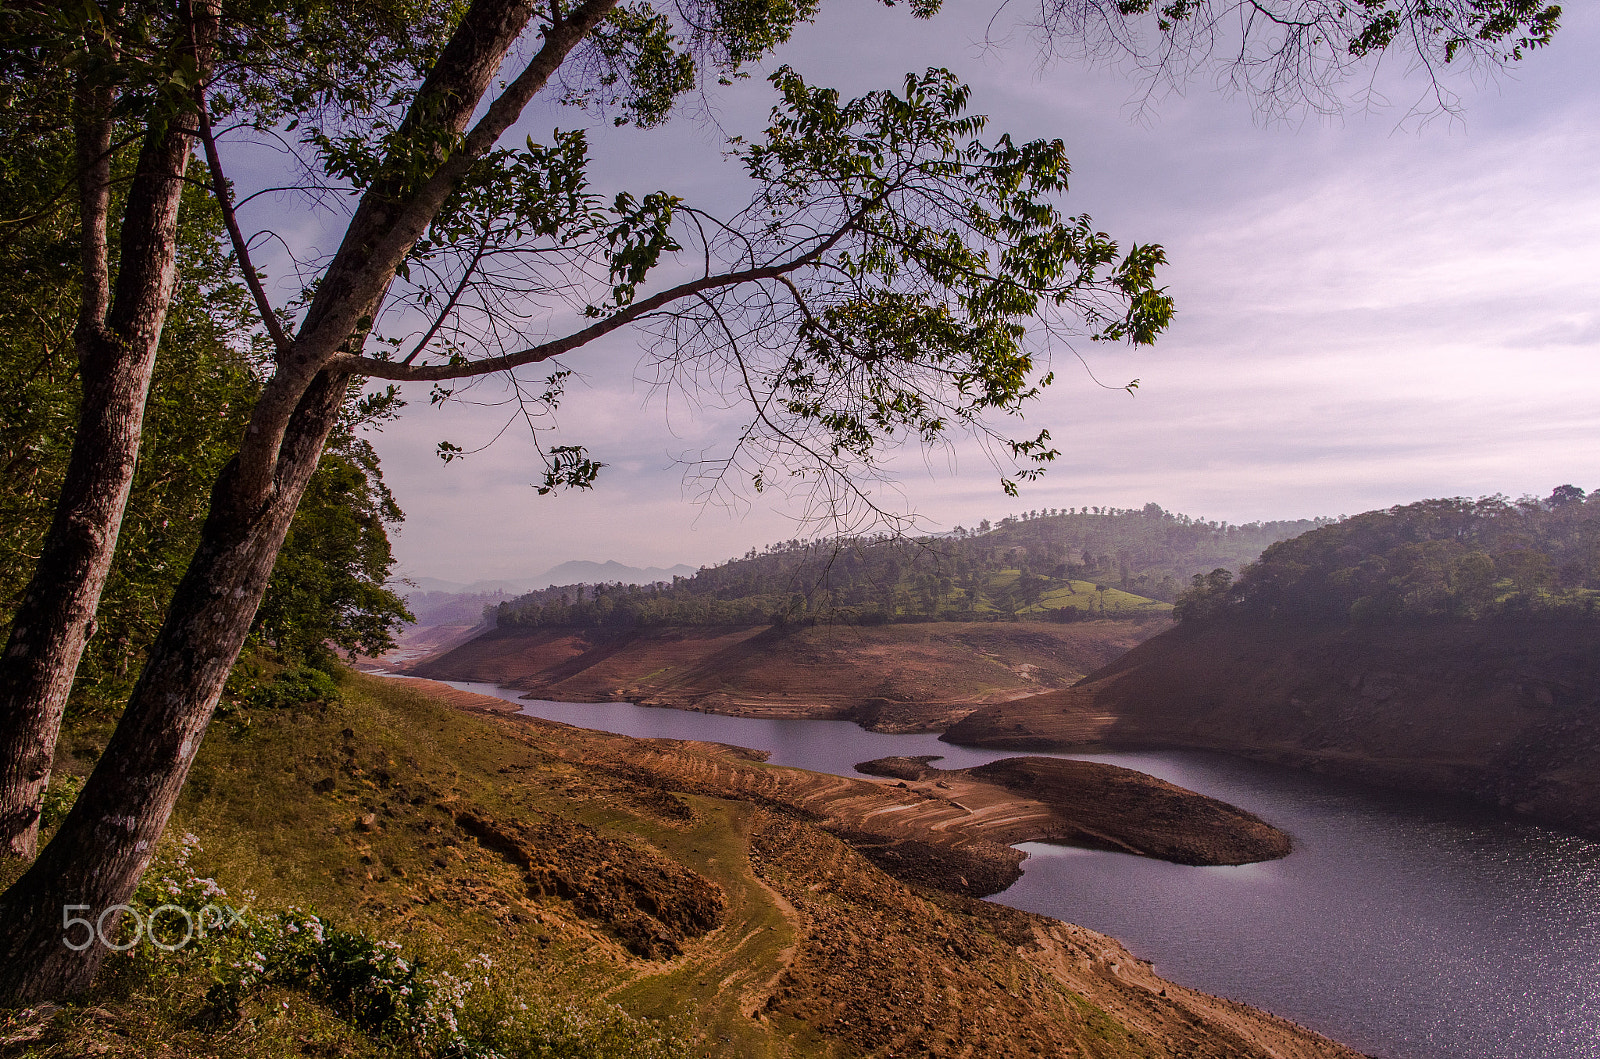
[534,560,697,587]
[404,576,537,596]
[400,562,696,600]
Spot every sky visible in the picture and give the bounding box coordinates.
[315,1,1600,584]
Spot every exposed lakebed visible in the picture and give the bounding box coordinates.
[429,679,1600,1059]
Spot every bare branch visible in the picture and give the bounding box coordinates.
[1021,0,1559,122]
[399,237,491,366]
[194,89,293,357]
[331,205,865,382]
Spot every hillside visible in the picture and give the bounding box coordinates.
[943,618,1600,838]
[408,619,1166,731]
[485,505,1322,632]
[4,670,1363,1059]
[975,506,1325,601]
[1174,491,1600,625]
[943,490,1600,837]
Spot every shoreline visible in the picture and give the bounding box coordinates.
[377,671,1365,1059]
[939,619,1600,842]
[389,676,1291,882]
[399,619,1164,733]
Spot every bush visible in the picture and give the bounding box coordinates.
[252,665,343,710]
[207,915,693,1058]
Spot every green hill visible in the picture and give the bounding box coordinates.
[493,504,1322,630]
[1176,488,1600,625]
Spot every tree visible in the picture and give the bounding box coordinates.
[0,87,414,785]
[0,56,413,848]
[0,0,457,857]
[0,0,1564,1004]
[0,171,262,714]
[1549,483,1587,508]
[1173,567,1234,621]
[254,438,414,665]
[0,0,224,860]
[1173,495,1600,625]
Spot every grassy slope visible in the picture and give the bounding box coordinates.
[954,573,1171,618]
[1019,579,1168,617]
[3,670,1361,1059]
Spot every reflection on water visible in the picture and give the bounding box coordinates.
[421,679,1600,1059]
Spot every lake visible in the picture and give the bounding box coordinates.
[422,678,1600,1059]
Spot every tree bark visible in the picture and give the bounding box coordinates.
[0,2,219,859]
[0,370,350,1003]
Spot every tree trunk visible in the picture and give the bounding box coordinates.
[0,370,349,1004]
[0,5,218,859]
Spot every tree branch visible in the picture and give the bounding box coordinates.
[72,65,116,342]
[330,213,862,382]
[289,0,620,368]
[399,236,491,366]
[194,89,293,357]
[234,0,598,501]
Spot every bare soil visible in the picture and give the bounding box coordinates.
[856,755,1292,865]
[408,619,1167,732]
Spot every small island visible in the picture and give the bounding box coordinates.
[855,754,1292,866]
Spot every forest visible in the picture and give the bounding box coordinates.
[493,505,1324,628]
[1175,488,1600,625]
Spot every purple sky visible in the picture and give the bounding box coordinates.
[314,3,1600,583]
